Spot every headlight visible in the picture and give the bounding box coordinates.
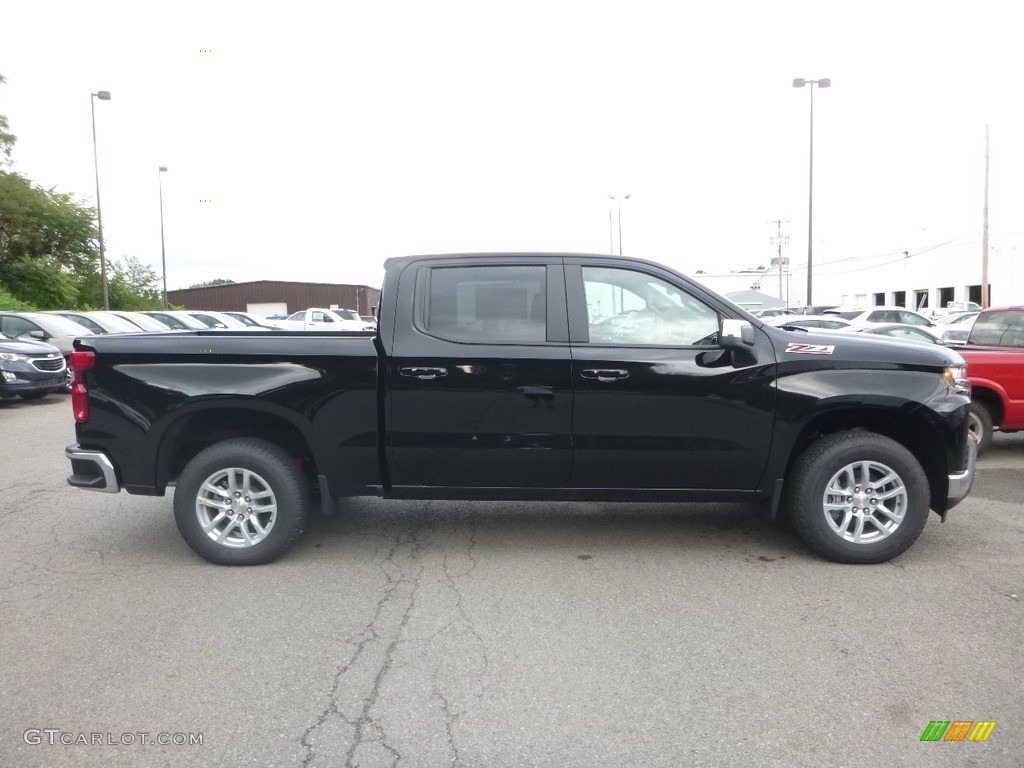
[944,364,970,390]
[0,353,28,362]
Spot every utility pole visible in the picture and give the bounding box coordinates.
[767,219,791,305]
[982,125,990,308]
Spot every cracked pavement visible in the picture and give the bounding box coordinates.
[1,397,1022,767]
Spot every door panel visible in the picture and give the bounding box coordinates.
[566,261,776,491]
[387,260,572,488]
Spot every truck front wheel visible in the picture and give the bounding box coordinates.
[785,432,930,564]
[174,438,310,565]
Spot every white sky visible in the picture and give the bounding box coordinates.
[2,0,1023,293]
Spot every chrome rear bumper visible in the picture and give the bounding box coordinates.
[66,444,121,493]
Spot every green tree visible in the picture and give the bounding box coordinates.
[107,255,163,310]
[0,170,99,307]
[0,74,16,164]
[189,278,235,288]
[0,284,35,310]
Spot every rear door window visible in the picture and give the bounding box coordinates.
[420,265,547,343]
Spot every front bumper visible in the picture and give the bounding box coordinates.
[0,366,66,398]
[946,433,978,510]
[66,444,121,493]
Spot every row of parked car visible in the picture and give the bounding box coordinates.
[0,308,376,402]
[757,305,980,346]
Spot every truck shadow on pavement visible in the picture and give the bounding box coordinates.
[293,498,809,565]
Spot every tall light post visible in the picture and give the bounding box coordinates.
[792,77,830,306]
[90,90,112,310]
[609,194,631,255]
[158,167,168,308]
[608,201,614,254]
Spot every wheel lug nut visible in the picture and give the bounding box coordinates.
[245,497,250,502]
[247,507,252,513]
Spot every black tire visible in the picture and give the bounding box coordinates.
[968,400,994,455]
[62,363,73,394]
[784,431,930,564]
[174,438,310,565]
[19,392,49,401]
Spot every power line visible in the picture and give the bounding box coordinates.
[805,240,958,276]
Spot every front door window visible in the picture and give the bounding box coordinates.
[583,267,719,346]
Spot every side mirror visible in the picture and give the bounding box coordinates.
[29,329,48,340]
[710,318,758,367]
[720,319,756,348]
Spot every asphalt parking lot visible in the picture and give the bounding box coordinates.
[1,395,1021,768]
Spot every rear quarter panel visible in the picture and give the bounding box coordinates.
[73,332,380,497]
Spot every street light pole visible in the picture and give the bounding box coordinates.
[158,166,168,308]
[792,77,830,306]
[609,194,631,255]
[90,90,112,310]
[608,198,614,254]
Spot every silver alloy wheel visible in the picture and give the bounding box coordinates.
[195,467,278,548]
[821,460,908,544]
[967,410,984,441]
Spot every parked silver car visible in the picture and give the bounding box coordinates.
[109,311,176,332]
[0,312,96,391]
[845,323,945,345]
[0,330,67,401]
[51,311,148,335]
[765,314,853,331]
[934,311,979,346]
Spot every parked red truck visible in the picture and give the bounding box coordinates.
[959,306,1024,452]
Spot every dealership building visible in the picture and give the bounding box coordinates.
[695,234,1023,312]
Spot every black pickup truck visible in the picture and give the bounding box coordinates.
[65,253,976,565]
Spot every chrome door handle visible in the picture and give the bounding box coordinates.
[399,366,449,380]
[580,368,629,382]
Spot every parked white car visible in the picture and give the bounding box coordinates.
[185,311,250,329]
[267,308,373,331]
[223,311,280,328]
[823,306,936,328]
[142,311,211,331]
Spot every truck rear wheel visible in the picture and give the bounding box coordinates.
[785,431,930,564]
[174,438,310,565]
[968,400,993,455]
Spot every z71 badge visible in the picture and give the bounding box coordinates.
[786,342,835,355]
